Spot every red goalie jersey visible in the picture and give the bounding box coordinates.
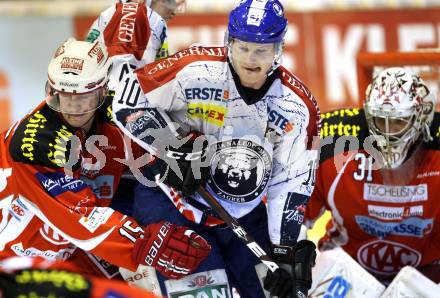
[305,108,440,281]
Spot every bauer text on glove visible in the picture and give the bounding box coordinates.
[132,221,211,279]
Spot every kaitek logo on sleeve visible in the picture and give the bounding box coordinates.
[36,172,87,197]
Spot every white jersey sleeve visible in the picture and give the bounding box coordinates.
[265,68,320,245]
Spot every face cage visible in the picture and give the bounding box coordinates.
[45,87,107,115]
[224,33,283,76]
[366,107,424,168]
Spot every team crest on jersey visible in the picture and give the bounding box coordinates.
[357,240,421,275]
[207,139,272,203]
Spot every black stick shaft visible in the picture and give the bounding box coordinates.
[196,186,279,272]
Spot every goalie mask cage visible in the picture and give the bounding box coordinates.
[357,51,440,111]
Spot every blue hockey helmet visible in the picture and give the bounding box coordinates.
[227,0,288,44]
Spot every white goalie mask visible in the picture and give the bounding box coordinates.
[364,67,436,169]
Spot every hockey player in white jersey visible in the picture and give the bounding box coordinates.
[113,0,320,297]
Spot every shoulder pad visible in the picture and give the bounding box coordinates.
[277,66,320,150]
[9,105,77,169]
[136,46,226,94]
[319,108,369,163]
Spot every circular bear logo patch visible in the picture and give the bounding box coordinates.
[208,139,272,203]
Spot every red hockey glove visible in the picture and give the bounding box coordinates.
[132,221,211,279]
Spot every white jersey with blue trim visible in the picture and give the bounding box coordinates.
[112,46,320,245]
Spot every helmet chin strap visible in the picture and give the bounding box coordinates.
[422,122,433,142]
[266,42,283,76]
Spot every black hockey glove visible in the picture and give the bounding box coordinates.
[160,131,210,196]
[264,240,316,298]
[264,267,294,298]
[292,240,316,297]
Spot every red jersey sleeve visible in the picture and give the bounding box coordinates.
[12,162,141,271]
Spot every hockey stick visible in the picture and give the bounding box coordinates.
[195,186,279,272]
[116,106,279,272]
[153,174,279,273]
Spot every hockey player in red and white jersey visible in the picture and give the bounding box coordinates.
[84,0,186,219]
[112,1,320,297]
[305,67,440,284]
[0,38,211,282]
[81,0,189,275]
[86,0,186,92]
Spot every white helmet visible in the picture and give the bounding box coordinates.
[364,67,436,168]
[47,38,111,94]
[46,38,112,114]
